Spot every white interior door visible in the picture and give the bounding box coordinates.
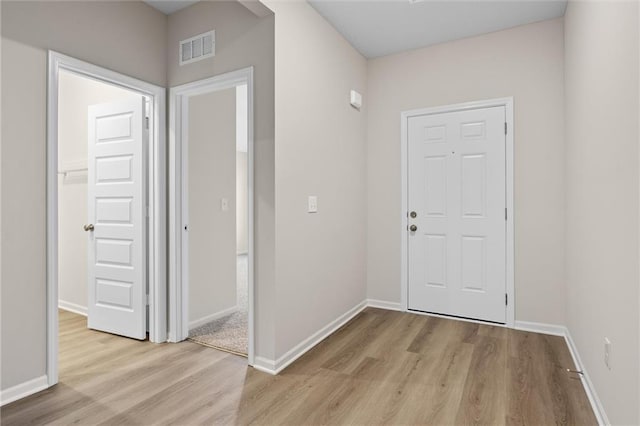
[87,98,147,339]
[407,106,506,323]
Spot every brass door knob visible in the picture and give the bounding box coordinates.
[83,224,95,232]
[409,224,417,232]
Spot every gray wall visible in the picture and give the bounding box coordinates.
[264,1,368,358]
[564,1,639,423]
[188,88,238,325]
[1,0,167,391]
[366,18,566,325]
[167,0,276,359]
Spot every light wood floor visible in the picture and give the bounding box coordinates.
[2,308,596,425]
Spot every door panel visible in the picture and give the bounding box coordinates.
[87,98,147,339]
[407,106,506,323]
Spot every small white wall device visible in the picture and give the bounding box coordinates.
[350,90,362,110]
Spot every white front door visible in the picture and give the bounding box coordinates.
[87,98,147,339]
[407,106,506,323]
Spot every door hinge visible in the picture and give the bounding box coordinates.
[504,122,507,135]
[505,293,508,306]
[505,207,508,221]
[145,117,149,130]
[146,294,150,306]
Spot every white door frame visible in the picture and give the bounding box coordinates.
[168,67,255,365]
[47,51,167,386]
[400,97,515,327]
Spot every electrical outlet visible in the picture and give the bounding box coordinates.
[604,337,612,370]
[308,196,318,213]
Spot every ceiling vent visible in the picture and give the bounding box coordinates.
[180,30,215,66]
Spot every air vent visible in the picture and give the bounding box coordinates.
[180,30,215,65]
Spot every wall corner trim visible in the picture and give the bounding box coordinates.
[252,357,278,375]
[253,300,368,375]
[58,301,88,317]
[514,320,566,336]
[0,375,49,407]
[367,299,403,311]
[515,320,609,425]
[564,327,610,426]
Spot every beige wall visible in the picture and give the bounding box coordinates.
[188,89,238,325]
[264,0,368,358]
[564,2,639,423]
[237,152,248,254]
[1,1,166,391]
[168,1,275,358]
[57,70,140,313]
[366,18,566,325]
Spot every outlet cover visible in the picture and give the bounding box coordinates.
[308,196,318,213]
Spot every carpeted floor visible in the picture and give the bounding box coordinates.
[188,254,248,356]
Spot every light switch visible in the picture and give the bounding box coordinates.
[308,196,318,213]
[221,198,229,211]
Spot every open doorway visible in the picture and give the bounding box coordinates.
[186,84,249,356]
[169,67,255,364]
[47,52,166,386]
[57,69,150,337]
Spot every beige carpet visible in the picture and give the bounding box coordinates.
[188,255,248,356]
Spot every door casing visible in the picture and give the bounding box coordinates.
[168,67,255,366]
[46,51,167,387]
[400,97,515,327]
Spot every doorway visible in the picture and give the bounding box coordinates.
[47,52,166,386]
[57,69,151,340]
[401,98,515,326]
[184,84,249,356]
[169,67,255,364]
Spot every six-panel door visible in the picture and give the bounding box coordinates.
[407,106,507,323]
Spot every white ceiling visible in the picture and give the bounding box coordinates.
[308,0,567,58]
[143,0,567,57]
[144,0,199,15]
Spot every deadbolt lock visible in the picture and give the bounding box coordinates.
[410,211,417,218]
[409,224,418,232]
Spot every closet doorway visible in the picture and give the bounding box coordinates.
[169,68,254,363]
[46,52,166,386]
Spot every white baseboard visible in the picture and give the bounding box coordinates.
[367,298,403,311]
[252,357,277,375]
[249,303,608,426]
[0,375,48,406]
[564,328,609,426]
[189,305,237,330]
[253,300,368,375]
[514,320,608,425]
[58,300,87,317]
[514,320,565,336]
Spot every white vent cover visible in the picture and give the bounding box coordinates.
[180,30,215,65]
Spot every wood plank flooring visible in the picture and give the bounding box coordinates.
[1,308,596,425]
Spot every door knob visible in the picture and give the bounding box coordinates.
[83,224,95,232]
[410,211,417,218]
[409,224,417,232]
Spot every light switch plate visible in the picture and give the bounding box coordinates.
[308,196,318,213]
